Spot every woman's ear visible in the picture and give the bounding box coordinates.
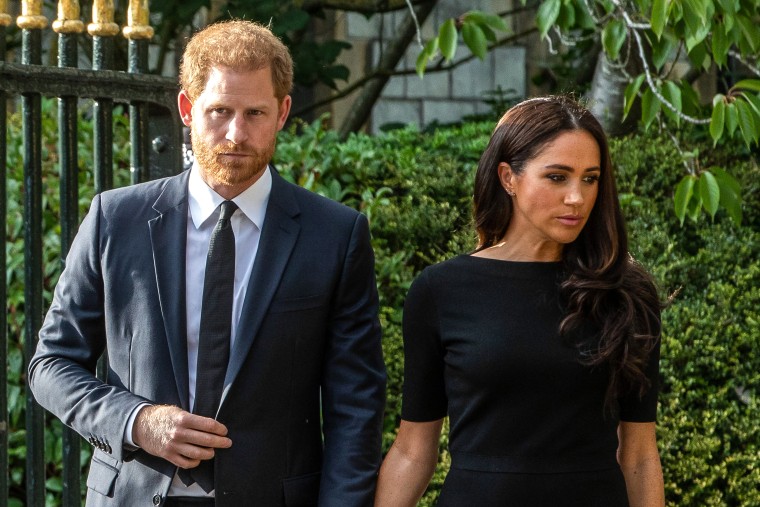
[498,162,515,195]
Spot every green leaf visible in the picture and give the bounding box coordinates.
[536,0,562,38]
[682,0,707,35]
[415,38,438,78]
[741,92,760,116]
[661,80,683,124]
[710,96,726,144]
[573,0,597,29]
[624,74,646,119]
[439,19,458,61]
[718,187,742,225]
[716,0,737,15]
[557,1,577,29]
[725,102,738,136]
[711,23,730,67]
[464,11,509,32]
[651,0,669,38]
[687,41,710,71]
[712,166,743,225]
[602,19,627,60]
[652,31,677,70]
[711,166,741,198]
[736,15,760,52]
[698,171,720,218]
[674,175,696,225]
[732,79,760,92]
[736,99,758,146]
[685,23,711,53]
[641,87,661,129]
[687,187,703,222]
[462,22,488,60]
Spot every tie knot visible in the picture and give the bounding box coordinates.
[219,200,238,221]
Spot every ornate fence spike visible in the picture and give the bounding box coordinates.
[0,0,11,27]
[17,0,48,30]
[88,0,119,37]
[123,0,153,40]
[53,0,84,34]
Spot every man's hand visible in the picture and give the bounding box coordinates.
[132,405,232,469]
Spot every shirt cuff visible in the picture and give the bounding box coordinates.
[124,402,151,449]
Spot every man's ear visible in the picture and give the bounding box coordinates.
[277,95,292,131]
[178,90,193,127]
[497,162,515,194]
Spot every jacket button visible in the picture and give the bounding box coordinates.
[152,493,162,505]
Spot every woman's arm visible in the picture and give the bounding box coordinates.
[375,419,444,507]
[617,421,665,507]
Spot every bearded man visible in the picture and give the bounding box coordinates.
[29,20,386,507]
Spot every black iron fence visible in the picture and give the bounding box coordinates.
[1,1,182,505]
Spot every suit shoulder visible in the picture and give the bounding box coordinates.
[96,172,187,217]
[285,179,362,222]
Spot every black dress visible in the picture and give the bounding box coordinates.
[401,255,660,507]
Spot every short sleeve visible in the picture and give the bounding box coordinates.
[619,316,662,422]
[400,270,448,422]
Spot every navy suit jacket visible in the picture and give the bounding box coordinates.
[29,169,386,506]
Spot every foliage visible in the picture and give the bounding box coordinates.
[4,98,131,505]
[413,0,759,224]
[148,0,352,89]
[532,0,760,224]
[416,10,510,77]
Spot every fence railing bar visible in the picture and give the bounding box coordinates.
[56,19,83,507]
[92,35,115,196]
[0,62,179,107]
[128,39,150,184]
[21,25,46,507]
[0,18,9,507]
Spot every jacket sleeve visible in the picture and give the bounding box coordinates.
[28,194,148,463]
[318,212,386,507]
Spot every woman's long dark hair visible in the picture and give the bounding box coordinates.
[473,95,661,408]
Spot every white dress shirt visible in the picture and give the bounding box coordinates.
[126,164,271,497]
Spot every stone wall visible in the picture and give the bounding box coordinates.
[327,1,527,133]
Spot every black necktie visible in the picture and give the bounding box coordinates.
[180,200,237,493]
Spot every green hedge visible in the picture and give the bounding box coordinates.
[5,106,758,505]
[277,118,760,506]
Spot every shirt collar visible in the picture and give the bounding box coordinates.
[188,162,272,230]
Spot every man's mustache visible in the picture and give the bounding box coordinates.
[213,143,255,155]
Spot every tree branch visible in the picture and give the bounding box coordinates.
[292,28,536,118]
[337,1,438,138]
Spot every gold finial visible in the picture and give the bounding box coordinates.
[87,0,119,37]
[17,0,49,30]
[53,0,84,34]
[0,0,12,27]
[122,0,153,40]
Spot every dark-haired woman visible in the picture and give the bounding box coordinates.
[375,96,665,507]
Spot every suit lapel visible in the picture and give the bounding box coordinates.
[148,171,191,410]
[221,170,301,407]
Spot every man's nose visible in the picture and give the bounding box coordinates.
[225,114,248,144]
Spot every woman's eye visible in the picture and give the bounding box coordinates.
[584,175,600,184]
[547,174,566,182]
